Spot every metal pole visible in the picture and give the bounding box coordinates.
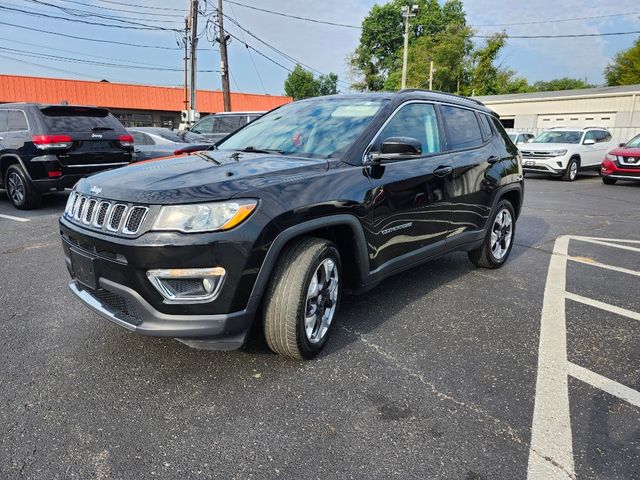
[190,0,198,113]
[218,0,232,112]
[401,7,410,90]
[184,17,189,112]
[429,60,434,90]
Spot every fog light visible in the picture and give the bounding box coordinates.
[146,267,226,303]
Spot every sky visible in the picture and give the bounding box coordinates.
[1,0,639,96]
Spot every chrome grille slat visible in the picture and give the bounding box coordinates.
[64,194,149,236]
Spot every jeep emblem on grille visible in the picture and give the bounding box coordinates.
[90,185,102,195]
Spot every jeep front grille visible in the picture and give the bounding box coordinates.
[64,192,149,236]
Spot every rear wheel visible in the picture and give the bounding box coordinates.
[562,158,579,181]
[5,164,41,210]
[263,237,341,359]
[602,177,617,185]
[468,200,515,269]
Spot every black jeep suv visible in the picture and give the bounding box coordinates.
[0,103,133,209]
[60,91,523,359]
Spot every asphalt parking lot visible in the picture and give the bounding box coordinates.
[0,173,638,479]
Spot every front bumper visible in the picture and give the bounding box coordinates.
[522,156,567,175]
[600,161,640,181]
[68,278,256,349]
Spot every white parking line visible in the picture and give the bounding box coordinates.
[527,235,640,480]
[0,213,29,222]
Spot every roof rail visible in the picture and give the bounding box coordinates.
[398,88,485,106]
[582,126,608,130]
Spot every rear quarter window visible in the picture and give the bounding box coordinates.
[441,105,484,150]
[40,107,124,133]
[7,111,28,131]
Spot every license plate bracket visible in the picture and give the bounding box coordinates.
[70,248,99,289]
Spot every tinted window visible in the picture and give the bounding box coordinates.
[130,131,154,145]
[215,115,243,134]
[533,130,582,144]
[0,111,8,132]
[40,106,123,133]
[378,103,441,154]
[594,130,611,143]
[584,131,597,142]
[191,116,214,134]
[441,105,484,150]
[7,111,28,131]
[478,114,493,140]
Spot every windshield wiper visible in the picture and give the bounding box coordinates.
[238,146,285,154]
[91,126,114,131]
[194,151,221,165]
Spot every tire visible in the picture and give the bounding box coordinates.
[5,164,41,210]
[562,157,579,182]
[602,177,617,185]
[468,199,516,269]
[263,237,341,359]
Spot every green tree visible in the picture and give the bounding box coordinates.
[284,65,339,100]
[464,33,508,96]
[532,77,594,91]
[605,37,640,86]
[317,73,339,96]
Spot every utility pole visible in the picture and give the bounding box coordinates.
[189,0,199,115]
[217,0,231,112]
[400,4,418,90]
[428,60,434,90]
[183,17,189,112]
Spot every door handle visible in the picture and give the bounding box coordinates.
[487,155,500,164]
[433,165,453,178]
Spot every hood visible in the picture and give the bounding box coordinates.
[609,145,640,157]
[519,143,576,152]
[75,150,328,204]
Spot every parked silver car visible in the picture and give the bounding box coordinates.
[128,127,214,162]
[189,111,265,143]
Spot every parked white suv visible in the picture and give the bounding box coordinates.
[520,127,614,181]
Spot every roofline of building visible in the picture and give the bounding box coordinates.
[475,86,640,105]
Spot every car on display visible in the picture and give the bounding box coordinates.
[508,131,535,145]
[189,111,265,143]
[520,126,614,181]
[128,127,214,162]
[59,91,523,359]
[601,132,640,185]
[0,103,133,210]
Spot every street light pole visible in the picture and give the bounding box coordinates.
[400,4,419,90]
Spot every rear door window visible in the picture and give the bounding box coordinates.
[40,106,123,133]
[0,111,8,132]
[7,111,28,131]
[130,131,154,145]
[191,116,214,134]
[441,105,484,150]
[215,115,243,134]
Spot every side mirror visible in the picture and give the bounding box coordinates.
[583,139,596,145]
[367,136,422,164]
[619,142,626,147]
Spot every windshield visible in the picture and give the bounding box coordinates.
[508,133,517,142]
[625,134,640,147]
[533,130,582,144]
[153,129,210,144]
[217,98,386,158]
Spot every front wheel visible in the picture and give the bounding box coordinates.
[562,158,579,182]
[263,237,341,359]
[602,177,617,185]
[468,200,516,269]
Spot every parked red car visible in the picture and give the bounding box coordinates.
[601,133,640,184]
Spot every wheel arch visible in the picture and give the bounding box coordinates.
[494,184,523,219]
[0,154,32,184]
[249,215,370,302]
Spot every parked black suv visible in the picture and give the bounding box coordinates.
[0,103,133,209]
[60,91,523,359]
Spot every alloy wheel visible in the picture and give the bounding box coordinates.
[490,209,513,260]
[304,258,339,344]
[7,172,25,205]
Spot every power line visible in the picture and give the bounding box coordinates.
[22,0,183,26]
[474,11,640,28]
[224,30,293,73]
[0,52,106,80]
[222,0,360,29]
[0,45,220,72]
[95,0,184,11]
[475,31,640,39]
[0,20,182,49]
[54,0,185,18]
[229,3,266,94]
[0,4,180,31]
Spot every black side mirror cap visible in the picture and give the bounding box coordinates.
[366,136,423,164]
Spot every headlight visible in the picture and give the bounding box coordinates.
[549,149,568,156]
[152,199,257,233]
